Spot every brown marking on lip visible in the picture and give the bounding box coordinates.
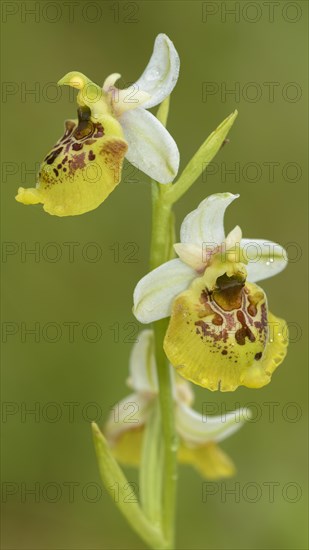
[69,152,86,172]
[200,289,208,305]
[198,290,223,326]
[195,320,208,337]
[53,168,59,177]
[72,142,83,151]
[45,146,63,165]
[73,122,94,141]
[58,120,76,143]
[212,313,224,326]
[88,150,95,161]
[195,319,229,344]
[255,352,262,360]
[248,302,257,317]
[103,140,128,157]
[93,123,104,138]
[235,310,256,345]
[247,290,264,317]
[101,139,128,179]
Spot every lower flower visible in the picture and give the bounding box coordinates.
[105,330,251,480]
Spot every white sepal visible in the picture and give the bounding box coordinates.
[132,33,180,109]
[127,330,158,395]
[105,393,151,442]
[120,107,179,183]
[180,193,239,246]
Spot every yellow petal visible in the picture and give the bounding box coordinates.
[16,107,127,217]
[110,427,144,467]
[179,441,235,479]
[164,262,287,391]
[111,427,235,480]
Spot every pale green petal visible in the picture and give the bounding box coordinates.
[119,107,179,183]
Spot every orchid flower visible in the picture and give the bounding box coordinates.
[133,193,288,391]
[105,330,250,479]
[15,34,180,217]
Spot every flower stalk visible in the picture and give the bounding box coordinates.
[135,99,241,548]
[149,98,178,548]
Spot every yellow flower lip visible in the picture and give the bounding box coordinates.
[164,262,288,392]
[15,103,127,217]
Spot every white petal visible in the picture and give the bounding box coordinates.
[103,73,151,115]
[127,330,158,394]
[176,402,251,446]
[132,33,180,109]
[133,259,196,323]
[105,393,151,442]
[241,238,288,282]
[120,108,179,183]
[115,88,151,115]
[173,243,205,271]
[180,193,239,247]
[225,225,242,250]
[102,73,122,92]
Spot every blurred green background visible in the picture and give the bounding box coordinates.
[1,1,308,549]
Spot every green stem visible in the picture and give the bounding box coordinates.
[150,183,173,271]
[153,317,178,548]
[140,399,163,529]
[150,181,178,548]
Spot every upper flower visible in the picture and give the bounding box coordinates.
[133,193,288,391]
[105,330,250,479]
[15,34,180,217]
